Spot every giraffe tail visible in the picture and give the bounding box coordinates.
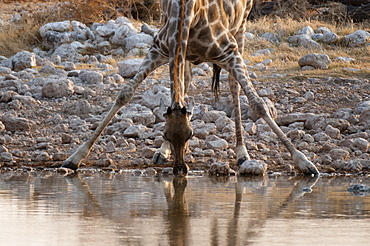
[212,64,221,99]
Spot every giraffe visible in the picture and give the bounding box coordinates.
[61,0,319,176]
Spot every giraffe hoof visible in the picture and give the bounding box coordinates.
[61,161,78,171]
[236,156,248,166]
[173,164,189,176]
[152,152,168,165]
[302,164,320,176]
[294,152,320,176]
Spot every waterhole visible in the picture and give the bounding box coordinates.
[0,170,369,245]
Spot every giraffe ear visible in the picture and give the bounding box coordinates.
[160,98,170,118]
[186,98,194,119]
[167,107,173,115]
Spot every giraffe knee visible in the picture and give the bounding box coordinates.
[251,97,277,119]
[116,85,134,106]
[252,98,269,118]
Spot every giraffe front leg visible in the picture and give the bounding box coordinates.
[61,87,134,170]
[222,53,319,175]
[61,47,168,170]
[153,141,172,165]
[62,143,91,170]
[291,149,320,175]
[236,145,250,165]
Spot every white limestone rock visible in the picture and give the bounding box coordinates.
[193,123,217,139]
[0,113,36,132]
[261,32,281,44]
[239,160,267,175]
[39,20,71,37]
[354,101,370,115]
[63,100,94,118]
[288,35,321,49]
[78,70,104,84]
[139,85,171,110]
[42,78,74,98]
[123,33,153,51]
[206,135,228,150]
[52,44,80,62]
[118,58,144,78]
[329,148,349,160]
[295,26,315,36]
[343,30,370,47]
[298,53,331,70]
[123,124,148,138]
[322,31,339,44]
[120,104,156,126]
[208,162,236,176]
[203,110,227,123]
[11,51,37,72]
[351,138,370,153]
[0,152,13,162]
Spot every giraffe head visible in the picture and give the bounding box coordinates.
[161,100,193,176]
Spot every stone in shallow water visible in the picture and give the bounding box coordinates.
[239,160,267,175]
[208,162,236,176]
[347,184,370,197]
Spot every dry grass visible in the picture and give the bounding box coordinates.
[243,16,370,82]
[0,0,369,78]
[0,0,160,57]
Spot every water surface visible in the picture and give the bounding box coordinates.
[0,170,369,245]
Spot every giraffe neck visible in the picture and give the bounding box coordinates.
[173,0,186,106]
[169,0,195,108]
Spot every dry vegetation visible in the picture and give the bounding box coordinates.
[0,0,160,57]
[243,16,370,81]
[0,0,369,73]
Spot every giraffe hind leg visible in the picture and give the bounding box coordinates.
[218,53,319,175]
[228,77,250,165]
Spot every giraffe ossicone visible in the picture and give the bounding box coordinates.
[61,0,319,176]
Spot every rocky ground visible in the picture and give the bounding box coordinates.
[0,3,370,176]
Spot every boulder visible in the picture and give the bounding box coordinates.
[63,100,93,118]
[11,51,37,72]
[123,33,153,51]
[276,113,315,126]
[0,114,36,132]
[123,124,148,138]
[120,104,156,126]
[288,35,321,49]
[111,25,136,45]
[78,70,104,83]
[322,31,339,44]
[52,44,80,62]
[208,162,236,176]
[118,58,144,77]
[298,53,331,69]
[203,110,227,123]
[239,160,267,175]
[261,32,281,44]
[139,85,171,110]
[206,135,228,150]
[343,30,370,47]
[193,123,217,139]
[42,78,74,98]
[295,26,315,36]
[39,20,71,37]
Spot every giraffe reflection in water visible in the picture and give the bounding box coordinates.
[65,173,319,245]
